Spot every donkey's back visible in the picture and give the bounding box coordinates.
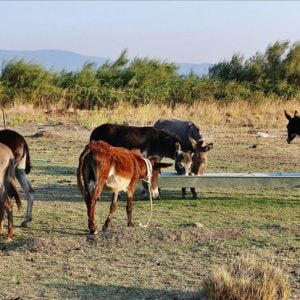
[0,129,32,174]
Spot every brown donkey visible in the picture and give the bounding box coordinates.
[175,138,213,199]
[77,141,171,234]
[0,129,34,227]
[0,143,21,241]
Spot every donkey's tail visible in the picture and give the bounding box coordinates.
[24,142,32,174]
[77,146,91,196]
[6,158,22,210]
[2,109,6,129]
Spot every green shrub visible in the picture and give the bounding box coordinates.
[1,43,300,109]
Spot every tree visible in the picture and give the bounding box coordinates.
[263,40,289,84]
[283,42,300,86]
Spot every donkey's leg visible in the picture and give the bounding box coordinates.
[0,203,5,235]
[126,191,134,227]
[15,168,34,227]
[4,198,14,241]
[191,188,198,199]
[102,192,119,231]
[126,183,137,227]
[83,179,99,234]
[9,177,22,211]
[141,180,149,199]
[86,169,107,234]
[85,196,97,235]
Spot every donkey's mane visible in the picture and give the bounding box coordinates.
[87,140,142,158]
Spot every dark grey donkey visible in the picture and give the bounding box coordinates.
[154,118,213,198]
[154,118,203,152]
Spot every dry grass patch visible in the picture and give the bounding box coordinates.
[2,99,299,130]
[202,254,291,300]
[74,99,300,129]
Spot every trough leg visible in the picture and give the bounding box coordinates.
[102,192,119,231]
[15,169,34,227]
[181,187,186,199]
[126,190,135,227]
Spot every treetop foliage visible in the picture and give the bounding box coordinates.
[209,41,300,93]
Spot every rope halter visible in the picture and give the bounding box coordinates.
[139,157,153,228]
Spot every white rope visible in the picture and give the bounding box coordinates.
[139,158,153,228]
[142,157,152,184]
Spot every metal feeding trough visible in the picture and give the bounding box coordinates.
[159,172,300,189]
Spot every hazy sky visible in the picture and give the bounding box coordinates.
[1,1,299,64]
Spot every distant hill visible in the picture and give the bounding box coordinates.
[0,49,107,72]
[0,49,212,77]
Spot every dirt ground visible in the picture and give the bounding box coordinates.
[0,121,299,299]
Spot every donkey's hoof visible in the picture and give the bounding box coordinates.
[20,221,28,228]
[90,229,98,235]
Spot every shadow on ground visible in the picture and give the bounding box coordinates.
[32,184,154,202]
[26,183,295,204]
[34,165,76,176]
[0,237,29,252]
[45,283,203,300]
[33,184,82,202]
[32,184,144,202]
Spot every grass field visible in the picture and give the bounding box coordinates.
[0,105,300,299]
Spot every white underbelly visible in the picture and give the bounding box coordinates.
[104,166,131,192]
[104,175,130,192]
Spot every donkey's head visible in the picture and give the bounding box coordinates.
[142,157,172,200]
[190,140,213,176]
[174,142,193,176]
[175,138,213,176]
[285,110,300,144]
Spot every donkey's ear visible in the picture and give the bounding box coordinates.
[284,110,292,120]
[204,143,213,152]
[148,156,160,165]
[189,137,198,150]
[197,139,204,147]
[175,142,182,152]
[294,110,299,117]
[153,162,173,170]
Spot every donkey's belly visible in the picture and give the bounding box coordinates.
[104,174,131,192]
